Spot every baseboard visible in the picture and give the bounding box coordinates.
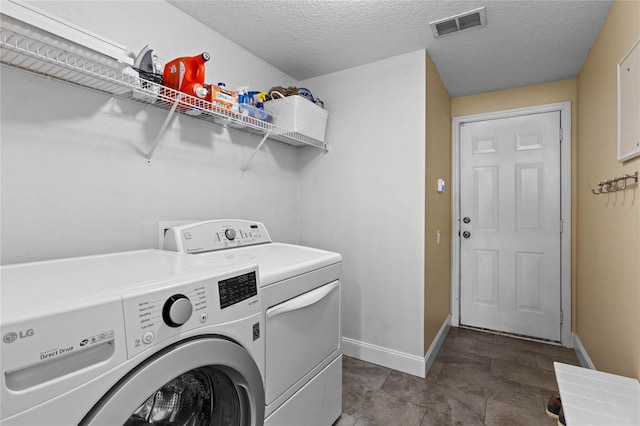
[572,333,596,370]
[342,337,426,378]
[424,314,451,374]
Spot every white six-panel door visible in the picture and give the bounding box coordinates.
[459,111,562,341]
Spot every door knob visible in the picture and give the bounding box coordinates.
[462,231,471,238]
[463,217,471,224]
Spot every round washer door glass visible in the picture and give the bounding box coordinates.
[81,338,264,426]
[126,366,241,425]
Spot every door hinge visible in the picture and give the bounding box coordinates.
[559,128,563,142]
[560,219,564,233]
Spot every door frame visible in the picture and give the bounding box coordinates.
[451,102,572,347]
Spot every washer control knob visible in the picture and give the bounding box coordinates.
[162,294,192,327]
[224,228,237,241]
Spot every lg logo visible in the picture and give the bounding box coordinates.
[3,329,34,343]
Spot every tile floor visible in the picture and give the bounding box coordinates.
[335,327,581,426]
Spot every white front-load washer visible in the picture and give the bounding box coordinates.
[163,220,343,426]
[1,249,265,426]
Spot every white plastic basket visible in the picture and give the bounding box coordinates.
[264,95,328,142]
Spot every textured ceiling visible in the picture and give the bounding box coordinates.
[168,0,614,98]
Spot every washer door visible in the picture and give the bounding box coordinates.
[81,337,264,426]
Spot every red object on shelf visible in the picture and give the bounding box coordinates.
[162,52,210,99]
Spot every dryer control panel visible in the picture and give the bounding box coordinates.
[121,265,259,359]
[164,220,272,254]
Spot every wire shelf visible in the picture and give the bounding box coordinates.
[0,28,328,152]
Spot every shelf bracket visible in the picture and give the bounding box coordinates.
[241,132,271,173]
[146,95,182,164]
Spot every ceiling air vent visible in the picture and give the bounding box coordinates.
[430,7,486,38]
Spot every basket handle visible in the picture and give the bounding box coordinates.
[270,90,286,99]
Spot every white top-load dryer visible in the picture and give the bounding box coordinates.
[163,220,343,426]
[1,249,265,426]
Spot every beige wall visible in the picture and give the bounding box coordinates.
[424,52,452,354]
[576,0,639,379]
[452,79,579,333]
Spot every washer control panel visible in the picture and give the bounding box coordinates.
[163,220,271,254]
[121,265,259,358]
[218,272,258,309]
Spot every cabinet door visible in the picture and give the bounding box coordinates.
[265,280,340,405]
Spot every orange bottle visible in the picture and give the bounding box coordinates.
[163,52,210,98]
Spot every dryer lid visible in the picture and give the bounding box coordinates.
[202,243,342,286]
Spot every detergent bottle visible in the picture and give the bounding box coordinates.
[163,52,210,98]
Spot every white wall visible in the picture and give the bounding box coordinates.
[1,1,299,264]
[298,51,426,373]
